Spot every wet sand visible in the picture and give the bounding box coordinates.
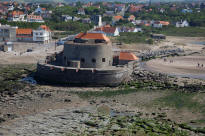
[144,56,205,80]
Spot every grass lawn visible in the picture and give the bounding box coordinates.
[116,32,153,44]
[159,27,205,37]
[0,64,36,95]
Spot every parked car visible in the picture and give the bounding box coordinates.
[27,48,33,52]
[56,40,65,45]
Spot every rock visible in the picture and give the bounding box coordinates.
[40,93,51,98]
[84,121,98,127]
[4,113,18,120]
[89,100,96,104]
[64,99,71,103]
[88,128,98,132]
[111,124,121,130]
[100,100,108,103]
[0,117,6,123]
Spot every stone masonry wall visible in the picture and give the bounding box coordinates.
[35,61,136,86]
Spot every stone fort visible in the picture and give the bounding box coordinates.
[35,32,138,86]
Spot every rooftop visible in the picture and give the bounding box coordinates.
[27,15,43,20]
[95,26,117,34]
[75,32,110,42]
[119,52,139,61]
[40,25,51,31]
[10,11,24,16]
[16,28,32,35]
[114,15,123,20]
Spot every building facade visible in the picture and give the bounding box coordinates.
[94,26,120,37]
[16,28,33,42]
[176,20,189,27]
[33,25,51,43]
[27,15,44,23]
[0,25,16,42]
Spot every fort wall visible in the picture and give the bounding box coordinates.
[63,43,113,68]
[35,61,135,86]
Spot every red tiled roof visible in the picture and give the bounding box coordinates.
[159,21,169,25]
[129,5,143,13]
[113,15,123,21]
[75,32,110,42]
[145,23,151,26]
[27,15,43,20]
[16,28,32,35]
[41,8,46,11]
[10,11,24,16]
[40,25,51,31]
[3,2,9,5]
[128,15,135,21]
[119,52,139,61]
[95,26,116,34]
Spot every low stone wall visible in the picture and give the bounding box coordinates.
[35,61,136,86]
[139,48,184,61]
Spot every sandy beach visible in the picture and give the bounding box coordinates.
[144,55,205,79]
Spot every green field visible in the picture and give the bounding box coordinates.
[158,27,205,37]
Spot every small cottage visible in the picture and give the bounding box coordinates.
[119,52,139,65]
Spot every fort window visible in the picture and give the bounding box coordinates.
[102,58,106,62]
[92,58,96,63]
[81,58,85,63]
[67,61,70,66]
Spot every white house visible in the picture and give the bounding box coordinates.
[120,27,143,33]
[8,11,26,22]
[72,17,81,21]
[153,21,163,28]
[176,20,189,27]
[33,25,51,44]
[78,8,85,15]
[94,26,120,37]
[134,27,143,32]
[62,15,72,22]
[8,14,26,22]
[27,15,44,23]
[8,4,14,11]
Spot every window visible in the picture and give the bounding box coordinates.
[81,58,85,63]
[92,58,96,63]
[102,58,106,62]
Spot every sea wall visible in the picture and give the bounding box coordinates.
[35,61,136,86]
